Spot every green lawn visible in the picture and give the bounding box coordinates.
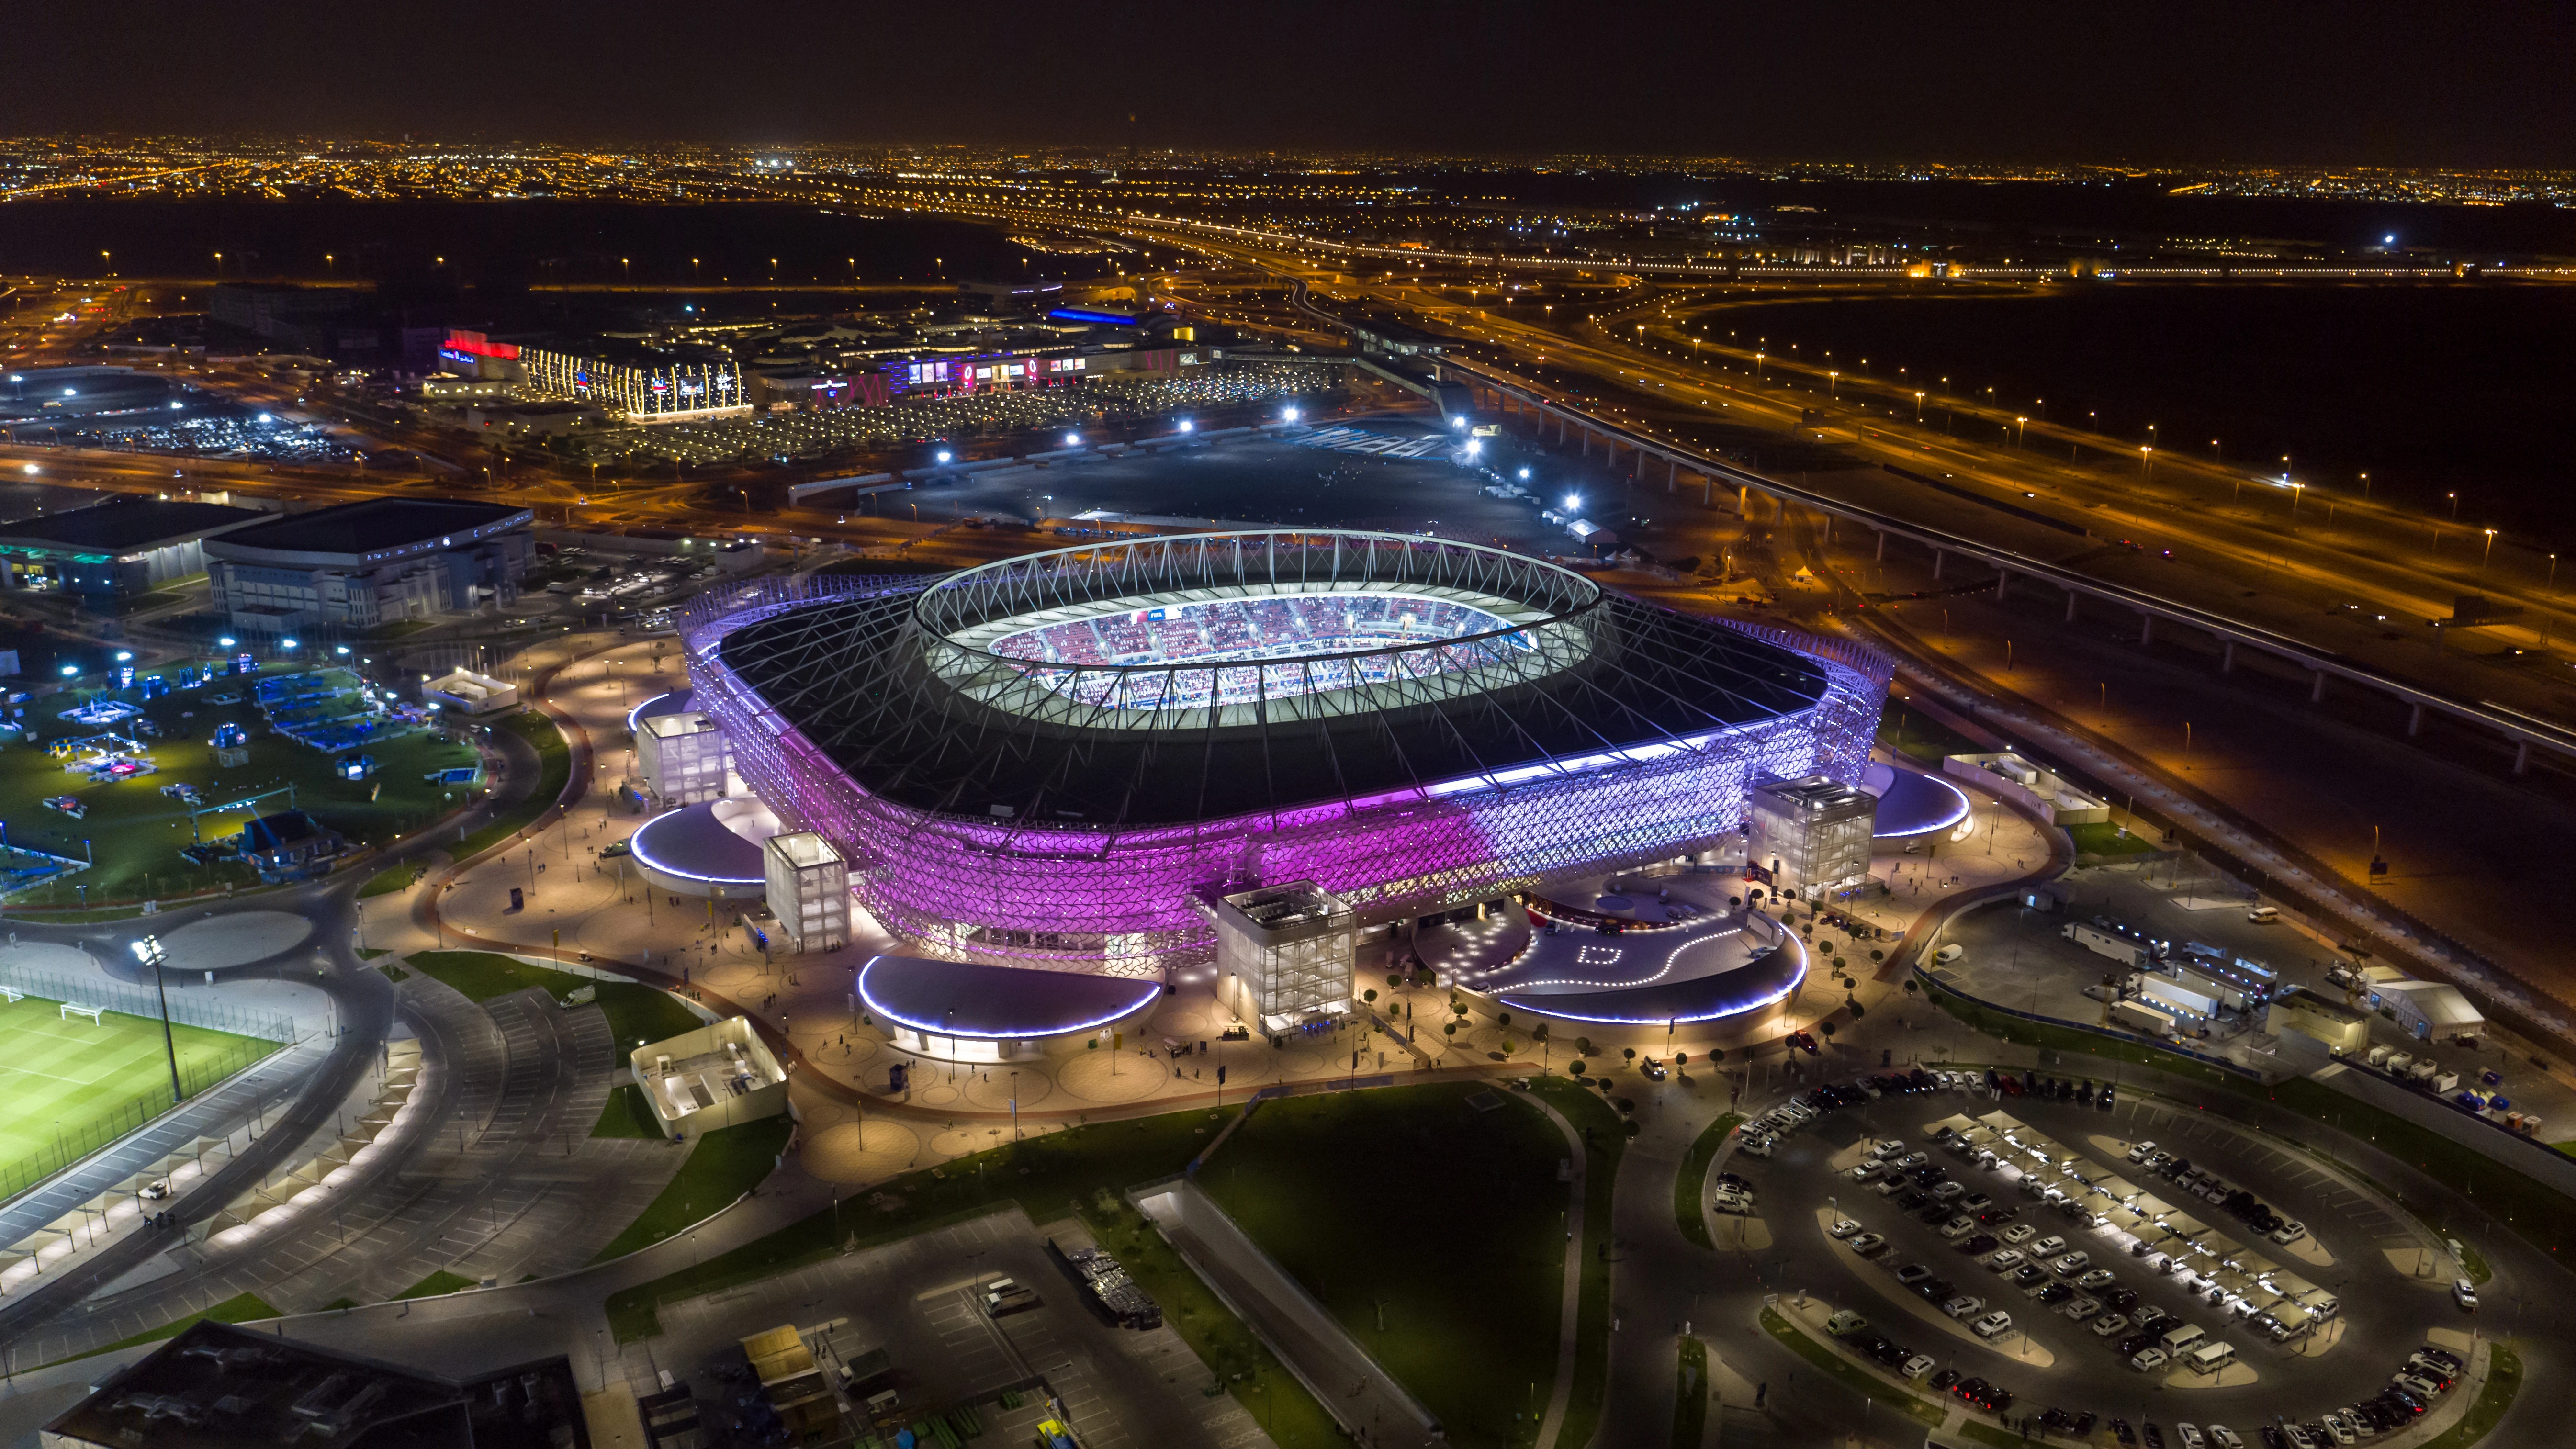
[1757,1305,1945,1427]
[588,1115,794,1263]
[1874,702,1983,767]
[1527,1076,1624,1449]
[0,993,282,1202]
[1670,1337,1707,1449]
[48,1292,279,1368]
[405,950,704,1049]
[0,669,483,907]
[453,712,572,862]
[395,1269,481,1300]
[600,1106,1340,1449]
[1674,1113,1743,1251]
[593,1084,664,1138]
[358,863,415,898]
[1203,1083,1569,1449]
[2415,1342,2521,1449]
[2066,821,2159,856]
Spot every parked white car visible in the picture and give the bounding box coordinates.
[1971,1310,2014,1338]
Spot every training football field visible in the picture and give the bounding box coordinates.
[0,992,282,1197]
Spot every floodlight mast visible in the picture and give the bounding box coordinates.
[131,936,183,1104]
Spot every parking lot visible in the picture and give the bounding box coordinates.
[1722,1074,2482,1445]
[639,1206,1270,1449]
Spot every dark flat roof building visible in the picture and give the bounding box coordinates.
[0,495,263,604]
[203,499,534,635]
[210,499,529,563]
[39,1320,587,1449]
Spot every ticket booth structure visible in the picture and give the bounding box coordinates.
[632,1015,789,1139]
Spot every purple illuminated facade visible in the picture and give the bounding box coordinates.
[680,536,1890,978]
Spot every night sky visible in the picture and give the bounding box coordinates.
[6,1,2571,166]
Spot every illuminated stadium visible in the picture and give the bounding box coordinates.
[678,531,1890,1018]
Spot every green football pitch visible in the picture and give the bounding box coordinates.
[0,992,282,1201]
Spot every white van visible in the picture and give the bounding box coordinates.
[2185,1341,2237,1375]
[2160,1323,2207,1355]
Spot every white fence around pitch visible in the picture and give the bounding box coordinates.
[0,964,295,1043]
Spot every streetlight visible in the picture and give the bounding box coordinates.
[129,937,185,1104]
[2483,528,2497,567]
[1913,391,1925,419]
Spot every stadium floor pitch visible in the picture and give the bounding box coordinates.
[0,994,281,1191]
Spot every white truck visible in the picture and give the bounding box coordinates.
[2064,922,2149,969]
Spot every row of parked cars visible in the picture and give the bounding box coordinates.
[1821,1307,1985,1406]
[2206,1341,2464,1446]
[2128,1139,2308,1245]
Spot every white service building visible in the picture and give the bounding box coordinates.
[764,831,850,953]
[638,711,728,805]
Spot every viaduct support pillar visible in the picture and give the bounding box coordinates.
[1558,414,1568,444]
[2063,590,2078,623]
[2139,614,2154,646]
[1933,550,1946,580]
[2407,702,2425,737]
[1875,530,1888,562]
[2310,671,2327,704]
[1995,570,2008,601]
[2221,641,2236,674]
[2515,740,2532,775]
[1668,457,1678,494]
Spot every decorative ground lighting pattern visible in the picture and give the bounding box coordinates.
[682,533,1890,977]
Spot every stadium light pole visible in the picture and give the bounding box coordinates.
[131,936,183,1105]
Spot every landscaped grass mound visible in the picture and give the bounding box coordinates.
[1203,1082,1571,1449]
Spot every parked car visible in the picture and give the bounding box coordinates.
[1828,1218,1864,1238]
[2078,1268,2118,1289]
[1986,1249,2025,1271]
[2002,1224,2038,1244]
[2133,1348,2170,1373]
[2093,1313,2132,1337]
[2127,1140,2160,1163]
[2453,1278,2479,1310]
[1944,1294,1985,1318]
[1896,1263,1934,1287]
[1900,1353,1935,1380]
[1849,1233,1887,1255]
[1972,1310,2014,1338]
